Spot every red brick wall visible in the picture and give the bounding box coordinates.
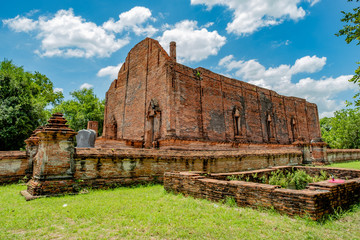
[72,148,302,187]
[175,66,321,144]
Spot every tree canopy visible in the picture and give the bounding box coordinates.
[52,88,105,135]
[336,0,360,105]
[0,60,63,150]
[320,108,360,149]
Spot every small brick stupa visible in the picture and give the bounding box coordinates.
[22,113,78,200]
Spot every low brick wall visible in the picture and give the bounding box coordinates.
[0,148,302,186]
[73,148,302,188]
[1,147,360,188]
[0,151,28,184]
[164,167,360,220]
[327,149,360,163]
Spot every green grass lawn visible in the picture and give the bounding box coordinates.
[1,183,360,240]
[328,160,360,170]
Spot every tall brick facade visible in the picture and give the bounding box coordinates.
[102,38,321,148]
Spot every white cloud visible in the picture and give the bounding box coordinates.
[80,83,93,89]
[97,63,123,79]
[191,0,316,35]
[103,6,157,36]
[271,40,291,48]
[308,0,321,7]
[37,9,129,58]
[291,55,326,74]
[219,55,354,117]
[158,20,226,62]
[25,9,40,17]
[53,88,63,93]
[3,15,38,32]
[202,22,214,28]
[3,7,157,58]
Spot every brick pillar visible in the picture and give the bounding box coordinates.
[301,144,312,164]
[87,121,98,136]
[21,113,78,200]
[310,138,328,165]
[293,140,312,165]
[170,41,176,62]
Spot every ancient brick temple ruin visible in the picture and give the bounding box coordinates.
[1,38,360,219]
[101,38,321,150]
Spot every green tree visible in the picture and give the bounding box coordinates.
[320,108,360,149]
[0,60,63,150]
[336,0,360,105]
[53,88,105,135]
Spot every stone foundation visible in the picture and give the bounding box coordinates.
[164,166,360,220]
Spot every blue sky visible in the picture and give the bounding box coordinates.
[1,0,358,118]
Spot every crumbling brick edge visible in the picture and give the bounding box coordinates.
[163,166,360,221]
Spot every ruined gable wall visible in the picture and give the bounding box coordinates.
[122,39,149,141]
[144,39,173,142]
[103,38,171,143]
[103,64,125,139]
